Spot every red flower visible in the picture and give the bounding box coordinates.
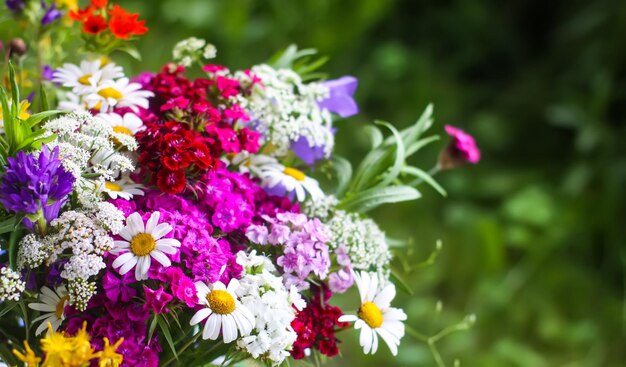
[108,5,148,39]
[291,285,348,359]
[82,14,107,34]
[156,169,187,194]
[91,0,108,9]
[69,6,94,21]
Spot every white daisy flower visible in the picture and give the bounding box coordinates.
[86,78,154,113]
[338,272,407,356]
[190,278,255,343]
[257,162,323,202]
[102,175,144,200]
[58,91,89,113]
[110,212,181,281]
[225,152,276,177]
[52,59,123,95]
[28,285,69,335]
[97,112,144,136]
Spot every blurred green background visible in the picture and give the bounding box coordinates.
[118,1,625,366]
[7,0,626,365]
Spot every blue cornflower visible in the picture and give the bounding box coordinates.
[0,145,75,233]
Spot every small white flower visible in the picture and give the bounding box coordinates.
[338,272,407,356]
[53,60,123,95]
[87,78,153,113]
[102,175,144,200]
[29,286,69,335]
[110,212,180,281]
[190,278,255,343]
[258,162,323,202]
[226,152,276,177]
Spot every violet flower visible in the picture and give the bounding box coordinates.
[0,145,75,233]
[41,2,61,26]
[318,76,359,118]
[5,0,26,12]
[291,136,327,166]
[439,124,481,169]
[143,285,173,314]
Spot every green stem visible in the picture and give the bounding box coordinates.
[162,332,201,367]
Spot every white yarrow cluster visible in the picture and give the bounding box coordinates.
[235,251,304,365]
[303,194,339,220]
[43,112,136,208]
[0,267,25,302]
[234,64,334,158]
[327,210,391,272]
[173,37,217,67]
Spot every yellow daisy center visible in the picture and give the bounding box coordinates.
[113,125,133,136]
[358,301,383,328]
[98,87,123,100]
[283,167,306,181]
[105,182,123,192]
[55,295,69,319]
[78,74,92,85]
[130,233,156,256]
[206,290,236,315]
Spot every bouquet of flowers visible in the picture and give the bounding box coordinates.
[0,1,480,366]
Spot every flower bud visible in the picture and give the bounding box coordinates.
[8,38,28,58]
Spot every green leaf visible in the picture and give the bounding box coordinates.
[402,166,447,197]
[157,315,178,360]
[338,185,421,213]
[8,62,19,112]
[8,228,23,270]
[0,301,18,318]
[363,125,383,150]
[25,110,61,129]
[331,155,352,198]
[147,315,158,344]
[375,120,406,188]
[117,44,142,61]
[0,217,17,235]
[390,269,414,295]
[405,135,440,158]
[39,84,50,111]
[350,147,389,192]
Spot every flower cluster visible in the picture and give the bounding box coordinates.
[0,8,482,366]
[70,0,147,40]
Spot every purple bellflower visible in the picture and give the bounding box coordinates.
[318,76,359,118]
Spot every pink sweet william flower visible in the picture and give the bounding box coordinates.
[143,285,173,314]
[440,124,481,169]
[172,274,198,308]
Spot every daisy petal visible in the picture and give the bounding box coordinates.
[190,308,212,326]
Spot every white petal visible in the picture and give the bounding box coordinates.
[145,212,160,234]
[35,320,50,335]
[156,238,180,248]
[373,284,396,310]
[226,278,240,293]
[151,223,172,240]
[384,308,408,322]
[190,308,212,326]
[360,325,373,354]
[119,256,138,275]
[195,282,210,299]
[371,330,379,354]
[376,327,400,356]
[155,243,178,255]
[204,314,221,340]
[126,212,145,235]
[28,303,56,312]
[150,250,171,267]
[40,287,60,302]
[212,281,226,291]
[135,256,151,280]
[222,314,237,343]
[338,315,358,323]
[112,252,135,269]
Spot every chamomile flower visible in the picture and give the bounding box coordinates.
[87,78,153,113]
[225,152,276,176]
[52,59,123,95]
[338,272,407,356]
[97,112,144,137]
[258,162,323,202]
[102,175,144,200]
[190,278,255,343]
[110,212,180,281]
[58,91,89,113]
[28,285,69,335]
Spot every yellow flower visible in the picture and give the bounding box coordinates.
[55,0,78,10]
[40,324,75,367]
[70,322,98,365]
[97,337,124,367]
[13,340,42,367]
